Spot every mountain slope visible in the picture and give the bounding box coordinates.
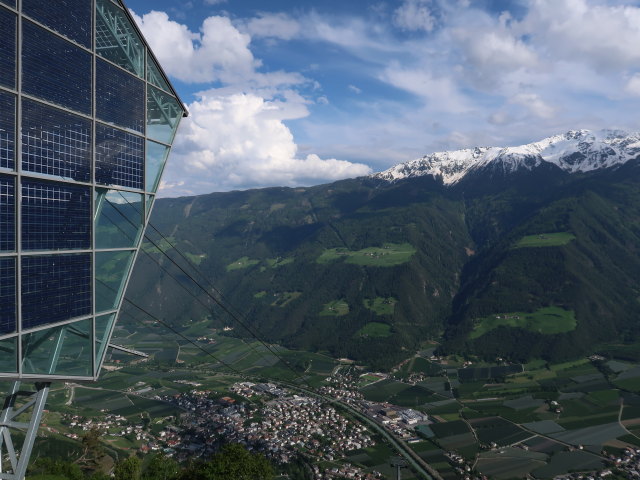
[126,131,640,367]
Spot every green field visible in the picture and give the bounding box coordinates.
[356,322,392,338]
[320,300,350,316]
[226,256,260,271]
[266,257,294,268]
[184,252,207,265]
[470,306,576,339]
[363,297,397,315]
[271,291,302,307]
[317,243,416,267]
[514,232,576,248]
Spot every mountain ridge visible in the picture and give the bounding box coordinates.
[372,129,640,185]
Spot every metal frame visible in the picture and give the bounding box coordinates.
[0,381,50,480]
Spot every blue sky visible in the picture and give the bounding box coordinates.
[126,0,640,197]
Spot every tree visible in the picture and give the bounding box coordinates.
[143,454,179,480]
[179,444,273,480]
[114,455,141,480]
[81,426,103,461]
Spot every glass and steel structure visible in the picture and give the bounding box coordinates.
[0,1,186,477]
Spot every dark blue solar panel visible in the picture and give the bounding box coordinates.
[22,179,91,251]
[0,7,15,88]
[21,254,91,329]
[0,91,15,170]
[23,0,92,48]
[0,257,15,334]
[22,20,91,115]
[0,174,14,251]
[22,99,91,182]
[96,124,143,189]
[96,59,144,133]
[0,1,15,8]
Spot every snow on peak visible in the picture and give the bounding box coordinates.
[372,130,640,185]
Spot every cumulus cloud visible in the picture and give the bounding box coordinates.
[162,93,371,196]
[393,0,436,32]
[131,11,256,84]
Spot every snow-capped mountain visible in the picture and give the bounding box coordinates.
[373,130,640,185]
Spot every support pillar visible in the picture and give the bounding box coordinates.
[0,382,51,480]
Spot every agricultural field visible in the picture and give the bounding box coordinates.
[271,291,302,307]
[363,297,397,315]
[320,299,350,316]
[355,322,392,338]
[316,243,416,267]
[265,257,294,268]
[226,256,260,271]
[379,354,640,480]
[513,232,576,248]
[470,306,577,339]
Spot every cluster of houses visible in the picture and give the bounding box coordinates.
[156,383,375,470]
[59,412,153,445]
[313,463,384,479]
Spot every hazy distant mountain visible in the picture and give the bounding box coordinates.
[126,130,640,368]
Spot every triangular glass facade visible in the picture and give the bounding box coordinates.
[0,0,187,381]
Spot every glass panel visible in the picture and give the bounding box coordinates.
[22,99,92,182]
[22,20,92,115]
[22,179,91,251]
[96,123,143,189]
[23,0,92,48]
[95,0,144,77]
[95,313,116,375]
[95,189,144,249]
[0,1,16,9]
[145,141,169,192]
[21,254,91,329]
[0,337,17,373]
[96,59,144,133]
[0,258,15,335]
[95,250,134,313]
[0,91,15,170]
[146,194,154,216]
[0,174,14,251]
[147,86,182,144]
[0,7,15,88]
[22,319,92,376]
[147,55,171,92]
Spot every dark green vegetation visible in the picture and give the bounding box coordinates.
[126,159,640,364]
[29,445,272,480]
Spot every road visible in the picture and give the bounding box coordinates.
[285,383,442,480]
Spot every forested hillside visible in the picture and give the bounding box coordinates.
[125,158,640,367]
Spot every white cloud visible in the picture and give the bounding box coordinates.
[393,0,436,32]
[380,67,471,113]
[243,13,300,40]
[520,0,640,71]
[203,0,227,5]
[626,74,640,96]
[348,85,362,94]
[511,93,556,119]
[160,93,371,196]
[131,11,256,84]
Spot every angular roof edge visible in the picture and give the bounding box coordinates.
[117,0,189,117]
